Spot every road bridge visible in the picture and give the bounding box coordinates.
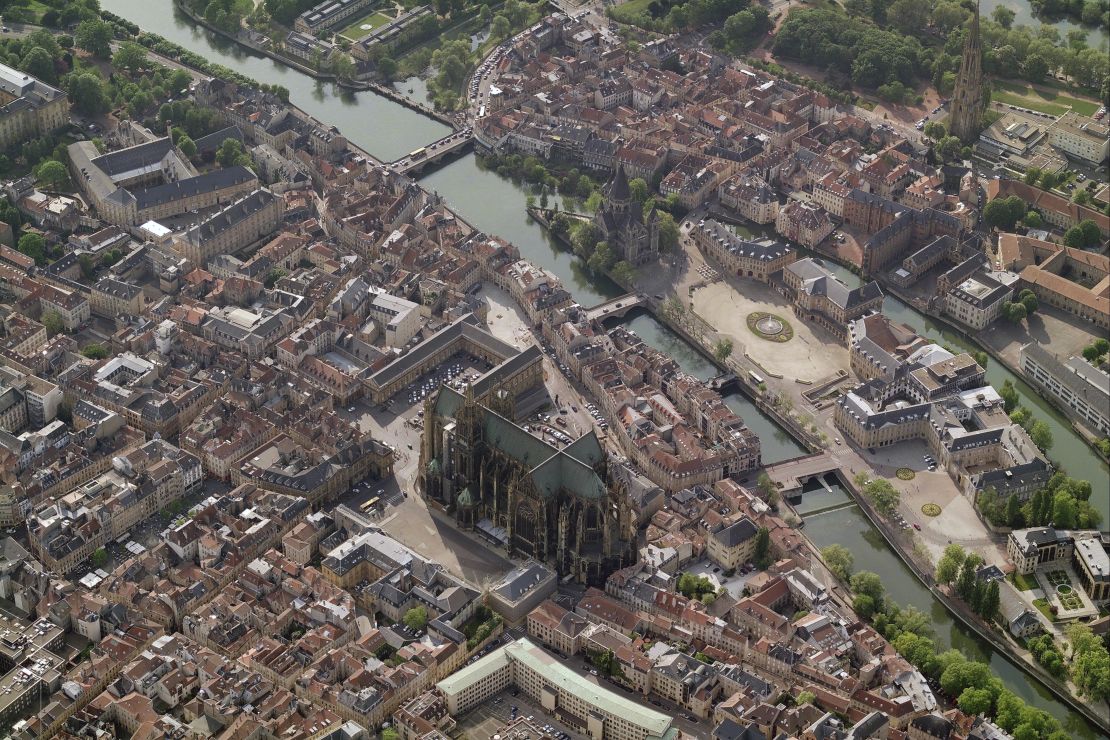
[583,293,645,323]
[763,451,844,498]
[388,131,474,175]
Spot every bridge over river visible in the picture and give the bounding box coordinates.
[388,130,474,175]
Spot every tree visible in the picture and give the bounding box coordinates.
[75,19,114,58]
[1023,167,1042,186]
[955,559,978,602]
[216,138,252,168]
[331,53,356,81]
[982,196,1026,231]
[403,606,428,632]
[992,5,1016,28]
[112,42,149,73]
[69,72,110,115]
[753,526,771,568]
[935,543,966,585]
[1018,290,1038,315]
[936,135,963,162]
[490,14,512,39]
[923,121,946,140]
[1023,210,1042,228]
[91,548,108,567]
[628,177,650,205]
[796,690,816,705]
[713,338,733,362]
[1029,420,1053,451]
[20,47,57,85]
[863,478,900,514]
[81,343,110,360]
[178,134,197,158]
[1067,624,1110,702]
[16,233,46,265]
[958,686,994,716]
[586,241,615,274]
[41,310,64,337]
[611,260,636,285]
[656,211,679,252]
[822,544,854,581]
[887,0,930,34]
[378,55,398,81]
[1024,52,1049,81]
[980,580,1000,621]
[36,161,70,191]
[1002,301,1027,323]
[1078,219,1102,248]
[850,571,884,604]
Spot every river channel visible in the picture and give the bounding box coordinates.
[103,2,1104,733]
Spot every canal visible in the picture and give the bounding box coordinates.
[103,3,1104,733]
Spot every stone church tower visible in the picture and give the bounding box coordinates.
[949,1,984,143]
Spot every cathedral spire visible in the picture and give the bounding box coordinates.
[609,164,631,204]
[949,0,984,143]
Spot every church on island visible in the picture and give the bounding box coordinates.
[593,165,660,266]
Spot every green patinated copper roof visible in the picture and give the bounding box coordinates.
[431,387,608,501]
[457,486,473,507]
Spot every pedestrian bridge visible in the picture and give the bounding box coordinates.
[388,130,474,175]
[583,293,645,323]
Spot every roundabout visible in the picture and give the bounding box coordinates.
[747,312,794,342]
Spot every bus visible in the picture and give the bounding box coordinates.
[748,370,764,386]
[409,148,427,160]
[361,496,380,512]
[478,105,486,118]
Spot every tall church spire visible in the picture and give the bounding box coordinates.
[949,1,984,143]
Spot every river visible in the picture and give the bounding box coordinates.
[101,2,1104,734]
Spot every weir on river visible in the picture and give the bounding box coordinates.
[101,3,1107,734]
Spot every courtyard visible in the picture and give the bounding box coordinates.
[337,9,394,41]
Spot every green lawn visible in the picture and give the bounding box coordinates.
[1011,571,1036,591]
[338,11,393,41]
[609,0,657,23]
[1032,598,1055,621]
[993,81,1101,117]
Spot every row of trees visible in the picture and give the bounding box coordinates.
[846,571,1082,737]
[1000,289,1039,324]
[853,473,900,515]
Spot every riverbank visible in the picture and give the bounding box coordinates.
[171,0,458,129]
[839,472,1110,732]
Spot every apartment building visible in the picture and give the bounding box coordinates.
[90,277,144,318]
[706,517,759,571]
[0,63,67,150]
[368,289,421,347]
[997,234,1109,331]
[37,284,90,331]
[718,174,779,224]
[776,201,834,249]
[1019,343,1109,436]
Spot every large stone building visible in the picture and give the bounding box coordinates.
[419,385,635,584]
[0,63,67,150]
[784,258,883,342]
[690,219,795,283]
[593,166,659,267]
